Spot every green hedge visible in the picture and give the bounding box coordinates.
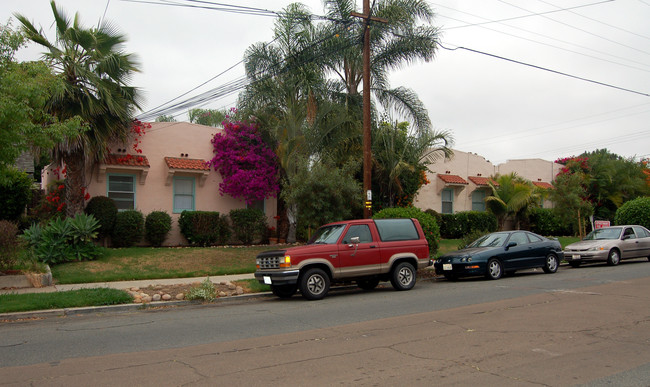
[373,207,440,255]
[527,207,571,236]
[178,211,230,246]
[84,196,117,238]
[615,197,650,229]
[229,208,266,245]
[0,168,33,221]
[112,210,144,247]
[145,211,172,247]
[437,211,497,239]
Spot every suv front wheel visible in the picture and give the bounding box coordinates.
[299,268,330,300]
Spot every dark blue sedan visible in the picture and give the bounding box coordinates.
[434,231,564,280]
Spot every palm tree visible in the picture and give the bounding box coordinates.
[486,173,541,230]
[319,0,440,131]
[16,1,141,216]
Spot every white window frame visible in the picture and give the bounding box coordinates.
[173,176,195,213]
[107,174,136,211]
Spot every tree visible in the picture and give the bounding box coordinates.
[486,173,541,230]
[550,171,593,238]
[155,114,176,122]
[16,1,141,216]
[188,108,226,127]
[319,0,440,131]
[0,22,83,170]
[372,119,452,208]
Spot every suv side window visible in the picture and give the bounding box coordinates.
[341,225,373,244]
[374,219,419,241]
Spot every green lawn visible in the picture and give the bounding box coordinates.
[0,288,132,314]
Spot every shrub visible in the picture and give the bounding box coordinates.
[438,211,497,239]
[85,196,117,238]
[373,207,440,255]
[458,229,490,250]
[145,211,172,247]
[439,213,463,239]
[0,168,33,221]
[229,208,267,245]
[615,197,650,229]
[0,220,21,270]
[112,210,144,247]
[178,211,223,246]
[185,277,217,301]
[21,214,101,264]
[29,181,66,222]
[527,207,571,236]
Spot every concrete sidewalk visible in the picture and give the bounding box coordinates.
[0,273,255,295]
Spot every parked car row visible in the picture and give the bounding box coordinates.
[255,220,650,300]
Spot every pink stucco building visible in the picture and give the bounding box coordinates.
[42,122,277,246]
[414,149,563,214]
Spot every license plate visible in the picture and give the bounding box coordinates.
[443,264,452,271]
[263,276,272,285]
[572,254,580,259]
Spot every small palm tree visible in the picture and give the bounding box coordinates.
[16,1,141,216]
[486,173,541,230]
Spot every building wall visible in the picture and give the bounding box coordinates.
[44,122,277,246]
[414,149,562,213]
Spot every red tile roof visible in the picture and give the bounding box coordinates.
[103,154,150,167]
[533,181,553,189]
[164,157,210,171]
[438,174,468,185]
[468,176,492,186]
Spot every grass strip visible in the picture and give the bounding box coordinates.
[0,288,133,314]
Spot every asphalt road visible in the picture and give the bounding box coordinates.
[1,260,649,385]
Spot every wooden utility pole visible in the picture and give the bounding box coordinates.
[352,2,387,218]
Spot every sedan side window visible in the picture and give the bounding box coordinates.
[623,228,636,239]
[509,232,529,246]
[342,225,373,244]
[633,226,650,238]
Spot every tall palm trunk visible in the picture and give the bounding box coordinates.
[63,148,86,217]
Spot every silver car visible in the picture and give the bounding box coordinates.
[564,225,650,267]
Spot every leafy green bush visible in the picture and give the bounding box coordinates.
[0,220,21,270]
[178,211,223,246]
[615,197,650,229]
[84,196,117,238]
[185,277,217,301]
[0,167,33,221]
[21,214,101,264]
[112,210,144,247]
[458,229,490,250]
[229,208,267,245]
[438,211,497,239]
[527,207,571,236]
[145,211,172,247]
[373,207,440,255]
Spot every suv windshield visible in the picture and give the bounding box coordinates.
[468,232,509,248]
[584,227,622,240]
[308,224,346,244]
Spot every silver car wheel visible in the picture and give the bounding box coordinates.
[607,249,620,266]
[543,254,559,273]
[307,274,326,294]
[486,259,502,280]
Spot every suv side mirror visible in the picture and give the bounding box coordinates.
[350,237,360,244]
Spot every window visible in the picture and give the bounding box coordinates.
[107,174,135,211]
[527,233,543,243]
[633,226,650,238]
[375,219,419,241]
[471,190,486,211]
[623,227,636,239]
[342,225,373,244]
[509,232,529,246]
[247,199,265,213]
[441,188,453,214]
[173,177,195,213]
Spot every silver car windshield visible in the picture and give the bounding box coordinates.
[308,224,346,244]
[584,227,622,240]
[469,232,509,248]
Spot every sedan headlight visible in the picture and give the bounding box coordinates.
[587,246,605,251]
[458,257,473,263]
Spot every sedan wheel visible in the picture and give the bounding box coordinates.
[299,268,330,300]
[485,259,502,280]
[543,254,559,273]
[607,249,621,266]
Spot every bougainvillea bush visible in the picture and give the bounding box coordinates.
[207,120,279,204]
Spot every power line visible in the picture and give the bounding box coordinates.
[439,43,650,97]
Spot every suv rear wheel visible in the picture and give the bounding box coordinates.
[299,268,330,300]
[390,262,416,291]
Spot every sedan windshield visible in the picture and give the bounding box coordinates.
[468,232,509,248]
[584,227,622,240]
[308,224,346,244]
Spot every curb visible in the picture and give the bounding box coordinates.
[0,291,275,322]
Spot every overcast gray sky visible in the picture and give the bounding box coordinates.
[4,0,650,165]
